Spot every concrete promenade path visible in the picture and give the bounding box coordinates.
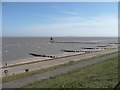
[2,53,118,88]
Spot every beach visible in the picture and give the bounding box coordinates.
[1,48,118,77]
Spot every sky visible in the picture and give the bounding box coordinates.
[2,2,118,37]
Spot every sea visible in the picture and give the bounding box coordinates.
[2,37,118,63]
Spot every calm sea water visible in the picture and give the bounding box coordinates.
[2,37,118,62]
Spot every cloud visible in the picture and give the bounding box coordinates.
[21,14,118,37]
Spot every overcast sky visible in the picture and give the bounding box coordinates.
[2,2,118,37]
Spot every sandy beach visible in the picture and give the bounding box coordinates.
[1,48,118,77]
[2,52,85,68]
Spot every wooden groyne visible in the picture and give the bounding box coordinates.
[29,53,57,58]
[61,49,90,52]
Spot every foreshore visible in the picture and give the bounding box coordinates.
[1,48,118,77]
[2,52,86,68]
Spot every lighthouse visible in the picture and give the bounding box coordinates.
[50,37,54,43]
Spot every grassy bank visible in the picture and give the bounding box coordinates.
[23,56,118,88]
[2,51,117,83]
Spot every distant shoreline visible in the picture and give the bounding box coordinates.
[2,36,118,38]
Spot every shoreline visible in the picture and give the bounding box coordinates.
[2,52,86,68]
[2,45,116,68]
[1,48,118,77]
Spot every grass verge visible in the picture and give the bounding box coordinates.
[22,56,118,88]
